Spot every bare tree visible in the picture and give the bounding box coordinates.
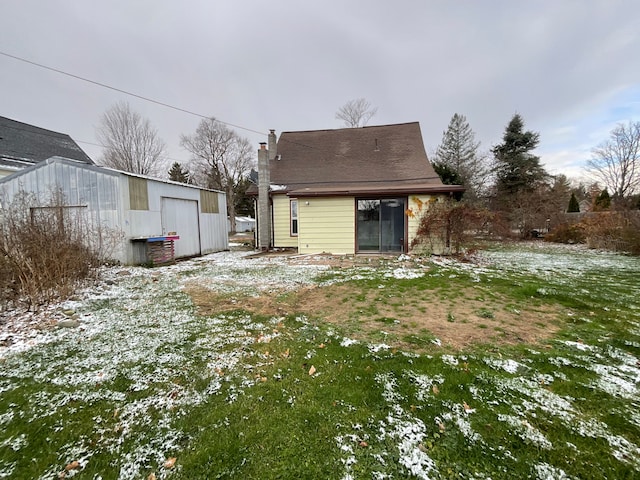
[335,98,378,128]
[180,118,255,232]
[96,101,166,176]
[586,121,640,200]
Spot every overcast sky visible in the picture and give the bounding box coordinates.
[2,1,639,182]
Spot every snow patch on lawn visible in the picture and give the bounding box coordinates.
[375,372,438,479]
[484,357,524,374]
[498,414,552,449]
[533,462,573,479]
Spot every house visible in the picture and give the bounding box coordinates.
[228,216,256,232]
[0,116,93,179]
[252,122,463,255]
[0,157,228,264]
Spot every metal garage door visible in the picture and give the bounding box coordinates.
[161,197,201,258]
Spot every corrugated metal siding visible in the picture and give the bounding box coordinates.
[0,159,229,264]
[298,197,355,254]
[199,192,229,253]
[0,161,121,228]
[0,160,126,262]
[161,197,201,258]
[273,194,298,248]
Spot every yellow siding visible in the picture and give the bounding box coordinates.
[272,194,298,248]
[407,194,451,254]
[298,197,355,254]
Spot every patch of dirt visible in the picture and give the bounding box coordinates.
[185,281,562,351]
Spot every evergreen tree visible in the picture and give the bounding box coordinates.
[567,192,580,213]
[234,176,255,217]
[434,113,486,196]
[493,114,548,197]
[595,189,611,210]
[168,162,190,183]
[432,162,464,200]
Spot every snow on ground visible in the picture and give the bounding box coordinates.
[0,251,320,478]
[1,245,639,478]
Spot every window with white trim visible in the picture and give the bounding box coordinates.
[290,199,298,236]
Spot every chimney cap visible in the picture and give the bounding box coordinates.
[269,129,275,134]
[259,142,267,150]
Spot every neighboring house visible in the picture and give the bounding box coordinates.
[252,122,463,255]
[0,115,93,178]
[0,157,228,264]
[228,216,256,232]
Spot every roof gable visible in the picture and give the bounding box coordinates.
[269,122,453,195]
[0,116,94,167]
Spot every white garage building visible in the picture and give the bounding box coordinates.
[0,157,228,264]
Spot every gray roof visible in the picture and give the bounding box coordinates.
[267,122,462,197]
[0,116,94,168]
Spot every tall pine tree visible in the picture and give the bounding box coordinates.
[168,162,190,183]
[567,192,580,212]
[493,114,548,197]
[434,113,485,197]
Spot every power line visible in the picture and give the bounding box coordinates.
[0,50,266,137]
[0,50,356,160]
[0,120,192,165]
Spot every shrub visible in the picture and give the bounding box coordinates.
[410,198,493,255]
[0,190,119,311]
[544,223,585,244]
[579,211,640,254]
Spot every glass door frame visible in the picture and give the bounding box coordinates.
[355,197,408,253]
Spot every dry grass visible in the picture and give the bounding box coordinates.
[185,281,561,351]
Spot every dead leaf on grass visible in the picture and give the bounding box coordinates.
[163,457,177,469]
[309,365,316,376]
[65,461,80,471]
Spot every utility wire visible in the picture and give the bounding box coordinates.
[0,121,191,164]
[0,50,364,160]
[0,50,266,137]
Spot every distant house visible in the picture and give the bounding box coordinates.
[228,216,256,232]
[251,122,463,254]
[0,116,93,178]
[0,157,228,264]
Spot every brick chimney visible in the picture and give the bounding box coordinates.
[257,140,271,250]
[268,129,277,161]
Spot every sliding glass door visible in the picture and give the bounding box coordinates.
[357,198,406,252]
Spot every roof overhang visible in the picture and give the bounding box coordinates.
[285,183,465,198]
[247,183,464,198]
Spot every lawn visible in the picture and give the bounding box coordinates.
[0,242,639,479]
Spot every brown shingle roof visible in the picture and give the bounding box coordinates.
[268,122,462,196]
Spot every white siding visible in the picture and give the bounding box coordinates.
[0,158,228,264]
[161,197,201,258]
